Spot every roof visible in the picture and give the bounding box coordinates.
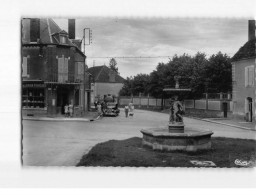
[88,65,125,83]
[22,18,85,57]
[232,38,256,61]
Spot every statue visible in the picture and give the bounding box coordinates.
[169,95,184,124]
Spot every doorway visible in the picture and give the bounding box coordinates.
[247,97,253,122]
[57,87,69,114]
[223,102,228,118]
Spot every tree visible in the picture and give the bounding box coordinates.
[119,52,232,99]
[204,52,232,93]
[109,58,118,73]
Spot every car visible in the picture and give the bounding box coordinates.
[102,102,120,117]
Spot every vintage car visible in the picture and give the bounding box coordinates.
[102,102,120,117]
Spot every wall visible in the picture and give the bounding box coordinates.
[93,82,124,98]
[232,58,255,120]
[119,96,232,112]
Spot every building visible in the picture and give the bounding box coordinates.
[88,65,125,103]
[21,18,91,116]
[232,20,256,122]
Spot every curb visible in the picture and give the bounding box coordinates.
[23,117,94,122]
[187,116,255,131]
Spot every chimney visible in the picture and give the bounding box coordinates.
[68,19,75,39]
[248,20,255,41]
[30,18,40,42]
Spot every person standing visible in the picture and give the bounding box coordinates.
[69,102,73,117]
[64,104,69,117]
[124,105,129,118]
[97,103,102,117]
[128,102,134,117]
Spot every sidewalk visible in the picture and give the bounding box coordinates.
[192,117,255,131]
[138,108,255,131]
[22,112,99,122]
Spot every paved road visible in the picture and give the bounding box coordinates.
[22,109,256,166]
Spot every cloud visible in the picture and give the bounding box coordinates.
[54,17,248,77]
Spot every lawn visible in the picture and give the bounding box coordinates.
[77,137,256,168]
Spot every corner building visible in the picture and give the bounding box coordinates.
[21,18,90,116]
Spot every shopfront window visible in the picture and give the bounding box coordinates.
[22,83,45,108]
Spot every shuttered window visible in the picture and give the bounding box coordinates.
[22,56,29,77]
[57,55,69,83]
[245,65,254,87]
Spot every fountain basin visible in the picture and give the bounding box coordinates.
[141,127,213,152]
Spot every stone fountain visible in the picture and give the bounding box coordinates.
[140,76,213,152]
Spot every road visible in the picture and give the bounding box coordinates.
[22,109,256,166]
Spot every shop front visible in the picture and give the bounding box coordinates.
[45,82,84,116]
[22,80,47,116]
[22,80,85,117]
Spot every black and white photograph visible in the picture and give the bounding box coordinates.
[1,0,256,190]
[21,17,256,168]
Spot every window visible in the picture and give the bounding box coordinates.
[60,35,67,44]
[22,83,45,108]
[57,55,69,83]
[245,65,254,87]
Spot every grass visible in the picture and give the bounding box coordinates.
[77,137,256,168]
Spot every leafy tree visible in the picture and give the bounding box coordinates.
[119,52,232,99]
[119,74,150,96]
[109,58,118,73]
[204,52,232,93]
[119,77,133,96]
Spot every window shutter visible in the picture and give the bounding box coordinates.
[58,56,65,82]
[248,66,254,86]
[64,58,69,81]
[245,66,248,87]
[22,57,27,77]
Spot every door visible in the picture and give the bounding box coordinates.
[223,102,228,118]
[247,97,253,122]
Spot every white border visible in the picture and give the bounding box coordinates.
[0,0,256,188]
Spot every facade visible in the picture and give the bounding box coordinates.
[232,20,256,122]
[21,18,91,116]
[88,65,125,103]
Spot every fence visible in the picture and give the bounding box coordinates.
[119,93,233,112]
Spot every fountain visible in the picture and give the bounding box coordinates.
[140,76,213,152]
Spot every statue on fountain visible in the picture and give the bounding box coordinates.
[169,95,184,124]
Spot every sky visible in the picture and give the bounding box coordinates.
[54,17,249,78]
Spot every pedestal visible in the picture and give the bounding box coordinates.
[168,123,184,133]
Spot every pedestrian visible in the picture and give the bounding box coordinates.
[94,100,98,110]
[69,102,73,117]
[124,105,129,118]
[97,103,102,117]
[64,104,69,117]
[128,102,134,117]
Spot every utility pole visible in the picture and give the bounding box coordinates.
[83,28,92,111]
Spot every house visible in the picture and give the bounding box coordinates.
[232,20,256,122]
[88,65,125,103]
[21,18,91,116]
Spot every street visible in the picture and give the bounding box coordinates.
[22,109,256,166]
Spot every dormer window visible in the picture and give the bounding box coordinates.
[60,35,67,44]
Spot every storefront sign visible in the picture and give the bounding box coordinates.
[23,83,45,88]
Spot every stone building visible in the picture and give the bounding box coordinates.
[232,20,256,122]
[88,65,125,104]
